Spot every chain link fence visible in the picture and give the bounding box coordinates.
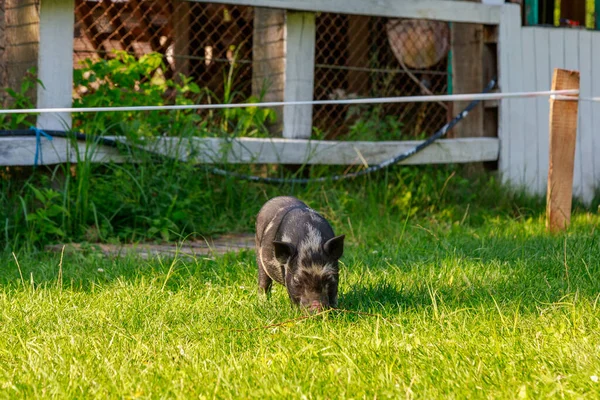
[74,0,450,139]
[314,13,449,138]
[74,0,254,102]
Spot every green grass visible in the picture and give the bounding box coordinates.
[1,201,599,398]
[3,50,599,398]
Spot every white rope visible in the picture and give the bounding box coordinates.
[553,94,600,102]
[0,89,580,114]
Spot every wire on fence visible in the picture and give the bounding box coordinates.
[1,78,497,185]
[0,89,580,115]
[1,79,588,185]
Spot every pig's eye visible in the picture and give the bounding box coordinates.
[293,276,300,285]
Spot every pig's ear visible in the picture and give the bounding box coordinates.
[324,235,345,259]
[273,241,296,264]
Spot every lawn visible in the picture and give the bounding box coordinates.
[2,48,598,399]
[1,182,599,398]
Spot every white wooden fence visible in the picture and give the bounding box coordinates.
[1,0,598,204]
[499,5,600,205]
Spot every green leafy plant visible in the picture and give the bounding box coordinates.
[0,68,40,130]
[198,45,276,138]
[73,50,275,140]
[19,183,68,244]
[73,51,203,139]
[346,108,406,141]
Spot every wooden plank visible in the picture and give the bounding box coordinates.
[548,29,566,74]
[172,1,191,77]
[520,28,538,191]
[347,15,370,96]
[498,6,511,184]
[546,69,579,233]
[0,5,4,104]
[482,27,498,162]
[498,4,523,186]
[0,137,126,166]
[0,137,500,166]
[592,31,600,202]
[283,11,316,139]
[5,2,41,25]
[252,7,285,134]
[508,17,525,187]
[483,25,498,44]
[450,0,484,174]
[187,0,502,24]
[450,8,484,141]
[578,30,594,206]
[533,27,551,196]
[36,0,74,131]
[547,28,566,192]
[563,29,581,199]
[4,0,39,107]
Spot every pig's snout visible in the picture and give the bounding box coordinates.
[303,298,331,313]
[309,300,323,312]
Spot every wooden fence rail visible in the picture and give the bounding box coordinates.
[0,137,499,166]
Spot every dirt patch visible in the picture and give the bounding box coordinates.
[45,233,255,259]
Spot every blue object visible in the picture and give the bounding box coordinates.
[30,126,53,167]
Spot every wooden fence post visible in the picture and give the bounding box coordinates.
[546,68,580,232]
[347,15,370,96]
[450,0,484,174]
[252,7,285,135]
[173,1,191,78]
[36,0,75,130]
[283,11,316,139]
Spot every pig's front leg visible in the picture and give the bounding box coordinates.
[328,282,339,308]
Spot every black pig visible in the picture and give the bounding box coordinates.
[255,196,345,311]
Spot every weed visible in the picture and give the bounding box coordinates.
[20,182,67,244]
[72,50,275,139]
[0,67,40,130]
[73,51,203,139]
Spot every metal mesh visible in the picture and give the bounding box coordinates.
[314,13,449,139]
[74,1,450,139]
[74,0,254,102]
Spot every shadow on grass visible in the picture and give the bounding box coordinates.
[337,226,600,315]
[340,280,405,311]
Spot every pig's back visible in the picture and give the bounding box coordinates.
[256,196,307,243]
